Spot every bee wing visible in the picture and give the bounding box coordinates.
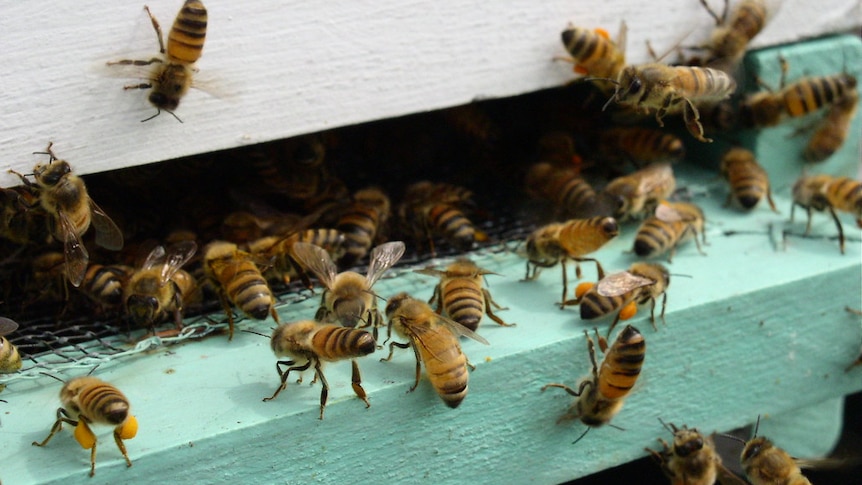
[413,267,446,278]
[89,200,124,251]
[638,163,675,195]
[142,245,167,270]
[159,240,198,283]
[596,271,655,297]
[616,20,628,57]
[0,317,19,336]
[434,313,490,346]
[290,242,338,288]
[715,463,749,485]
[654,201,685,222]
[59,211,88,287]
[365,241,406,287]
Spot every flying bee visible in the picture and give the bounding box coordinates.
[596,127,685,170]
[525,162,599,219]
[381,292,489,408]
[291,241,405,339]
[740,58,857,128]
[566,262,670,338]
[263,320,377,420]
[124,241,199,333]
[558,21,627,90]
[541,325,645,441]
[608,64,737,142]
[646,421,745,485]
[633,201,707,262]
[203,240,279,340]
[9,144,124,287]
[790,174,862,254]
[80,263,134,309]
[0,317,22,373]
[414,258,516,332]
[246,228,345,287]
[720,147,779,212]
[32,376,138,477]
[108,1,208,121]
[694,0,772,73]
[804,89,859,163]
[522,216,619,307]
[603,162,677,221]
[335,187,391,266]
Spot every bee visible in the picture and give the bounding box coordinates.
[695,0,771,72]
[29,251,71,304]
[603,162,677,221]
[203,240,279,340]
[646,421,745,485]
[381,292,489,408]
[291,241,405,338]
[633,201,707,262]
[558,21,627,90]
[790,174,862,254]
[720,147,779,212]
[124,241,199,332]
[525,162,598,219]
[414,258,516,332]
[80,263,134,308]
[108,1,208,121]
[541,325,645,440]
[566,262,670,338]
[804,90,859,163]
[335,187,392,266]
[740,58,857,128]
[596,127,685,169]
[32,376,138,477]
[522,217,619,307]
[9,144,124,287]
[0,186,49,246]
[0,317,22,373]
[263,320,377,420]
[609,64,737,142]
[246,228,345,287]
[399,181,479,253]
[740,425,812,485]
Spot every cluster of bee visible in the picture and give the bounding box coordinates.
[0,0,859,481]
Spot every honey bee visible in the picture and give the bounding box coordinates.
[291,241,405,338]
[695,0,771,72]
[246,228,346,287]
[566,262,669,337]
[81,263,134,308]
[399,181,480,253]
[9,144,124,287]
[525,162,598,219]
[609,64,737,142]
[603,162,677,220]
[633,201,707,262]
[720,147,779,212]
[0,186,49,246]
[522,217,619,307]
[740,58,857,128]
[0,317,22,373]
[263,320,377,419]
[29,251,71,304]
[381,292,489,408]
[646,421,745,485]
[740,430,812,485]
[32,376,138,477]
[541,325,645,439]
[124,241,199,332]
[414,258,516,332]
[335,187,392,266]
[790,174,862,254]
[203,240,279,340]
[558,21,627,87]
[804,90,859,163]
[108,1,208,121]
[596,127,685,169]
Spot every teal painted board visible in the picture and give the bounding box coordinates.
[1,161,860,485]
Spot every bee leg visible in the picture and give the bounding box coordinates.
[214,290,235,340]
[765,187,779,213]
[112,428,133,468]
[483,289,515,326]
[89,441,98,476]
[409,344,423,392]
[142,6,166,55]
[313,360,329,420]
[698,0,725,26]
[778,55,789,89]
[540,382,580,396]
[380,340,410,362]
[659,293,668,327]
[559,261,569,310]
[350,359,370,409]
[827,206,846,254]
[263,359,308,402]
[592,327,609,354]
[606,312,624,339]
[31,408,77,447]
[682,98,712,143]
[270,305,280,325]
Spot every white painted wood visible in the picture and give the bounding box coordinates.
[0,0,859,186]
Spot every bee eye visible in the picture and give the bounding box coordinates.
[628,78,642,95]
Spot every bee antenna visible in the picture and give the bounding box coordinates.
[668,273,693,278]
[141,110,161,122]
[657,417,675,432]
[364,289,386,303]
[571,426,591,445]
[752,415,761,438]
[608,423,626,432]
[242,329,271,339]
[601,94,617,112]
[719,432,747,445]
[583,76,619,86]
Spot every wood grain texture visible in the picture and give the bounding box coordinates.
[1,0,860,185]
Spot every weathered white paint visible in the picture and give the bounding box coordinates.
[0,0,859,185]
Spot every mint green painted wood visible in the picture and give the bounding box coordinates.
[1,37,861,485]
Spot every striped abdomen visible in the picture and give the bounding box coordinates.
[71,377,131,426]
[600,128,685,166]
[722,150,770,209]
[673,66,737,102]
[805,91,859,162]
[597,325,645,400]
[417,331,469,408]
[826,177,862,217]
[727,0,767,42]
[559,216,619,256]
[0,336,22,373]
[82,264,130,306]
[579,289,627,321]
[550,172,598,218]
[440,278,485,332]
[167,0,207,64]
[561,26,625,78]
[336,204,380,264]
[311,326,376,361]
[782,74,857,118]
[215,260,273,320]
[633,218,684,258]
[425,203,475,250]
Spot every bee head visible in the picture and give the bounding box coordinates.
[384,292,411,318]
[34,160,71,187]
[125,295,161,325]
